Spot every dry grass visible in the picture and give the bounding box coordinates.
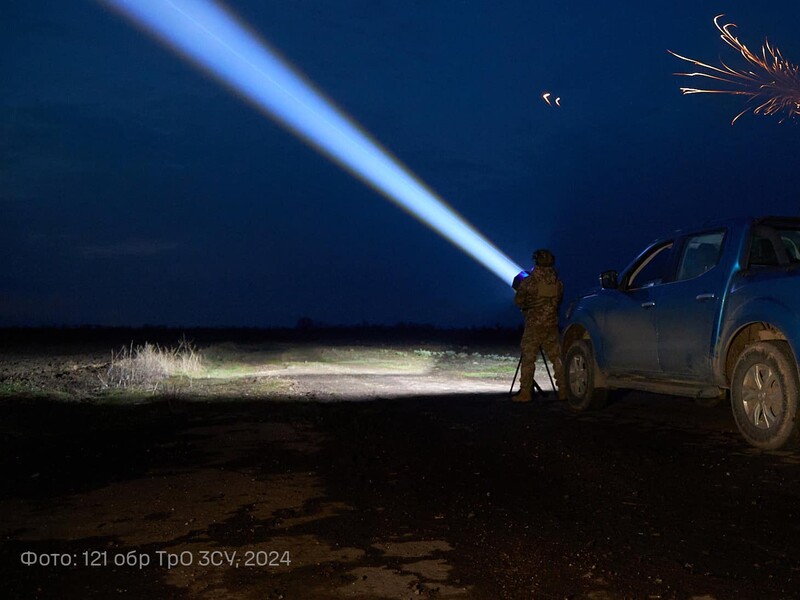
[100,339,203,392]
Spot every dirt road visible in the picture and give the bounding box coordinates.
[2,339,799,599]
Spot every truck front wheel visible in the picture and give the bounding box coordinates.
[731,341,800,450]
[564,339,607,412]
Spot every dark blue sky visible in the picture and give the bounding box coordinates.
[2,1,799,327]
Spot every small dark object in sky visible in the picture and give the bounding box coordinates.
[669,15,800,124]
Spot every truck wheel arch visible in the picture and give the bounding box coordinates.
[562,325,608,389]
[562,325,588,360]
[724,323,792,386]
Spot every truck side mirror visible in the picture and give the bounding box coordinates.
[599,270,619,290]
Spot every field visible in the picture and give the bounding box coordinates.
[2,330,799,599]
[0,330,528,403]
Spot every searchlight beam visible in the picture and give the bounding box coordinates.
[101,0,523,284]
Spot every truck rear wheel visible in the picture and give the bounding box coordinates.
[564,339,607,412]
[731,341,800,450]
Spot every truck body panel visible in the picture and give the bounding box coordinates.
[564,216,800,388]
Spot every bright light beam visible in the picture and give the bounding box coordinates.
[101,0,523,284]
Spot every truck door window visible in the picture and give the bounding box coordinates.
[627,242,673,289]
[676,231,725,281]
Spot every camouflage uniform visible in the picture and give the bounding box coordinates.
[514,253,564,400]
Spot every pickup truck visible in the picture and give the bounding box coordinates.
[561,216,800,449]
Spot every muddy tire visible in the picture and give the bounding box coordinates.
[564,340,607,412]
[731,341,800,450]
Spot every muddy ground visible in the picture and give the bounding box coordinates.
[1,334,799,599]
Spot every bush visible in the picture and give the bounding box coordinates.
[101,338,202,392]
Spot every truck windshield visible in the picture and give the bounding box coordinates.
[777,228,800,263]
[750,225,800,266]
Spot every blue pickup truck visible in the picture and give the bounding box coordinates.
[561,216,800,449]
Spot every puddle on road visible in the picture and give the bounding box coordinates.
[2,469,328,546]
[337,539,470,599]
[160,535,365,599]
[2,417,472,599]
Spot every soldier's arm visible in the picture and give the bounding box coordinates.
[514,288,526,309]
[514,277,537,309]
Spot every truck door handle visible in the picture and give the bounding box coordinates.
[641,301,656,309]
[696,293,716,302]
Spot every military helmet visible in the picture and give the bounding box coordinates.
[533,248,555,267]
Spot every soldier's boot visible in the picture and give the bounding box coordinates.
[512,387,533,403]
[514,362,534,402]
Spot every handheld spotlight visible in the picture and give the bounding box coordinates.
[511,270,530,291]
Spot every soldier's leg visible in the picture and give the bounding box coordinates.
[541,327,565,399]
[515,323,539,401]
[519,324,541,393]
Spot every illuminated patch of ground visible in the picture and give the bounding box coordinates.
[0,341,548,401]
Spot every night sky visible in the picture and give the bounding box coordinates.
[3,1,800,328]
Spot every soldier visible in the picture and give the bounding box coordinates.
[513,248,565,402]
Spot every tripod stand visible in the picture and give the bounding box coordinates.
[509,345,556,397]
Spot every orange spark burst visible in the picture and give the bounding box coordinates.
[669,15,800,124]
